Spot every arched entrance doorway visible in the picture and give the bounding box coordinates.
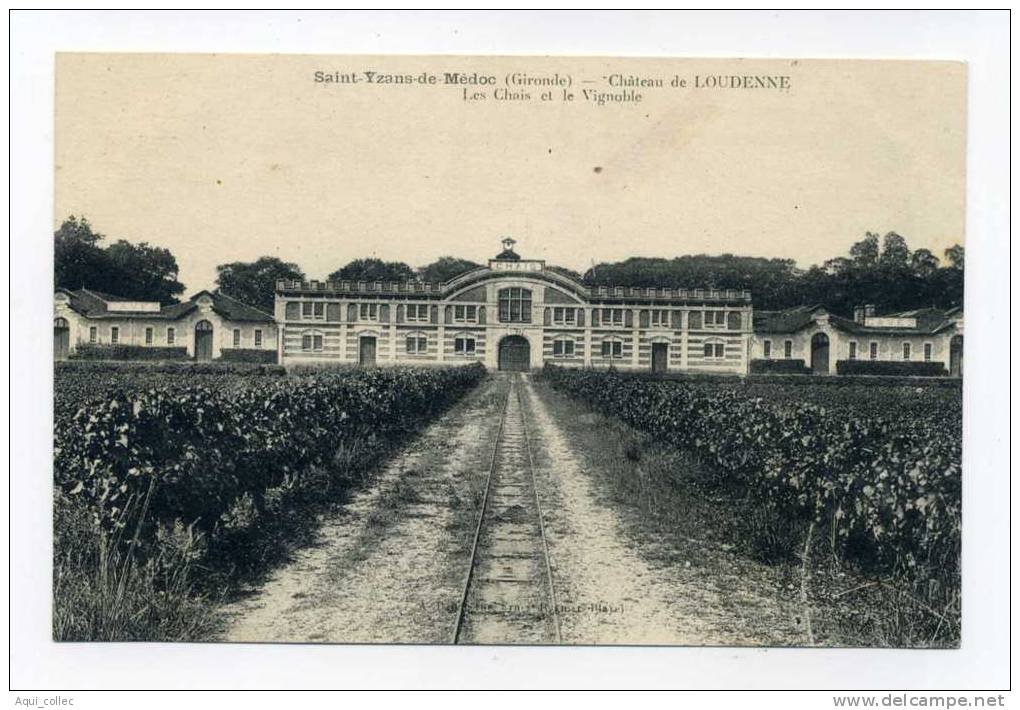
[498,335,530,372]
[810,332,830,374]
[195,320,214,361]
[950,335,963,377]
[54,317,70,360]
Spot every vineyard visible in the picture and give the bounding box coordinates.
[53,363,486,640]
[541,365,962,642]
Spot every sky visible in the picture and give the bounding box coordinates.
[55,54,967,294]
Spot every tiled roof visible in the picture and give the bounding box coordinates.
[58,288,272,323]
[754,304,960,335]
[752,305,824,334]
[206,290,275,322]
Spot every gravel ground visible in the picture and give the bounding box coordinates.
[521,375,808,646]
[220,376,507,643]
[220,372,806,645]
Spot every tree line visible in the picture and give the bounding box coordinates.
[54,217,963,316]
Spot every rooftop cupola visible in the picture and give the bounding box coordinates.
[494,237,522,261]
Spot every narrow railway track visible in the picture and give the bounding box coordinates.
[451,374,562,644]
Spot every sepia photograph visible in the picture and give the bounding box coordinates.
[47,51,971,650]
[7,6,1015,698]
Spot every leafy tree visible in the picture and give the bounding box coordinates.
[105,240,185,304]
[944,244,964,270]
[417,257,481,283]
[848,232,880,268]
[54,216,110,293]
[879,232,911,268]
[216,256,305,313]
[580,234,963,315]
[54,216,184,303]
[327,258,416,284]
[910,249,940,279]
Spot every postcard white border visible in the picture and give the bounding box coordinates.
[8,9,1011,693]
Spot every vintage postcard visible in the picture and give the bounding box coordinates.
[52,53,965,647]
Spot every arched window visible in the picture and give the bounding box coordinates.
[53,317,68,329]
[301,329,324,352]
[405,331,428,355]
[703,337,725,360]
[498,287,532,323]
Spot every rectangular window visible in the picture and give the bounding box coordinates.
[407,304,428,322]
[111,327,119,344]
[870,342,878,360]
[784,340,792,359]
[302,302,313,318]
[902,342,911,360]
[313,302,325,320]
[601,340,623,358]
[454,337,475,355]
[452,305,477,323]
[254,329,262,348]
[924,343,933,362]
[763,339,771,358]
[89,326,97,344]
[233,329,241,348]
[145,327,153,345]
[359,303,379,321]
[406,335,427,354]
[705,311,726,328]
[167,327,175,345]
[552,307,577,326]
[600,309,624,327]
[553,339,575,357]
[849,341,858,360]
[498,288,532,323]
[314,334,323,351]
[650,310,670,328]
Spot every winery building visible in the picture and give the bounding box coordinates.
[750,304,964,376]
[53,288,277,361]
[274,239,754,373]
[54,239,964,377]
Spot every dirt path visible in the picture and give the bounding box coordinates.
[220,376,507,643]
[520,375,807,646]
[221,372,803,645]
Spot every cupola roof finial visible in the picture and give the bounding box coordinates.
[495,236,521,261]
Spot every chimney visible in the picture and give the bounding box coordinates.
[854,306,865,324]
[865,304,876,318]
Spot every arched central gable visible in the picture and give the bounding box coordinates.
[444,269,587,303]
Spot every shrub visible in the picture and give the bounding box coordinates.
[217,348,278,364]
[55,364,485,542]
[53,363,486,640]
[71,344,189,361]
[542,364,961,576]
[55,359,285,377]
[750,359,811,375]
[835,360,949,377]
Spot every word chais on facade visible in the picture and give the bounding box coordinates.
[53,238,964,376]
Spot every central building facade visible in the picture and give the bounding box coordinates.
[274,241,753,373]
